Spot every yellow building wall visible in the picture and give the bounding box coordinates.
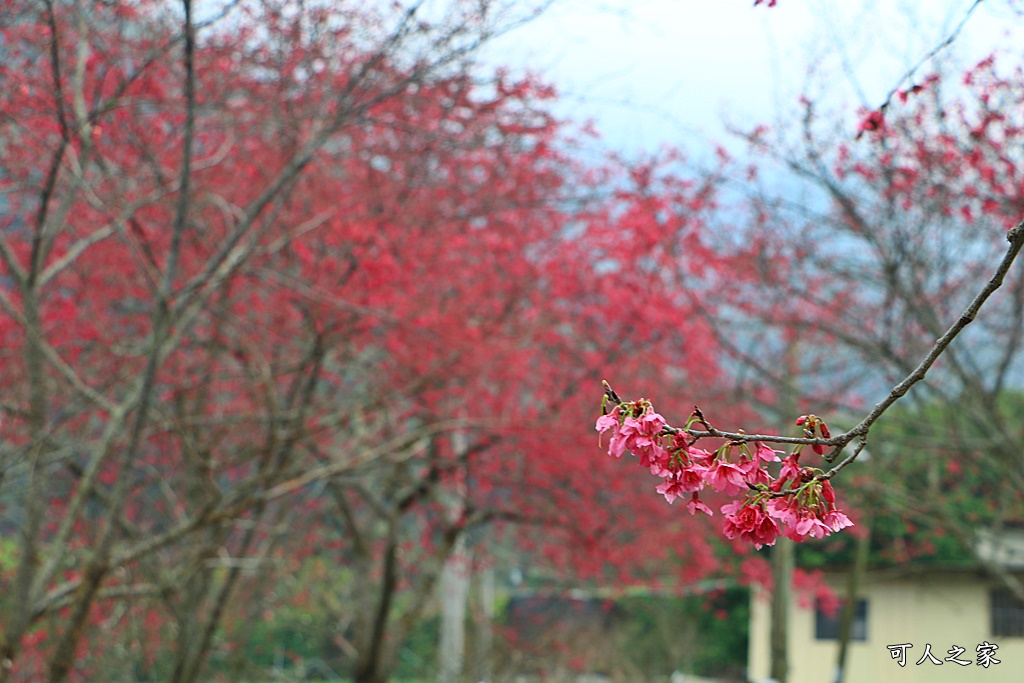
[749,571,1024,683]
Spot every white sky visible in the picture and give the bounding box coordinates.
[482,0,1024,156]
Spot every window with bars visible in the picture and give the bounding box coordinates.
[991,589,1024,637]
[815,598,868,641]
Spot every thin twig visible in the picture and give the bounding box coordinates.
[877,0,984,114]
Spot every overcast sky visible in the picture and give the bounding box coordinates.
[482,0,1023,156]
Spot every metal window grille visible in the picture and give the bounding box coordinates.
[815,598,868,641]
[991,589,1024,637]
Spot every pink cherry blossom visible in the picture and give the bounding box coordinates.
[637,443,669,473]
[754,442,782,463]
[686,446,714,467]
[707,460,746,496]
[766,496,800,527]
[619,415,642,441]
[824,509,853,532]
[595,399,857,549]
[595,412,619,434]
[677,463,708,491]
[656,475,687,504]
[793,513,831,540]
[779,454,802,481]
[607,430,629,459]
[745,464,772,488]
[687,493,713,516]
[637,410,666,436]
[722,499,779,549]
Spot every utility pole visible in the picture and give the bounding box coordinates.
[769,538,793,683]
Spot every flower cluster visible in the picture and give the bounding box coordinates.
[597,400,853,548]
[856,109,886,138]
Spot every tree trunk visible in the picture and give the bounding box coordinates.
[353,523,400,683]
[474,565,495,683]
[834,516,871,683]
[438,539,471,683]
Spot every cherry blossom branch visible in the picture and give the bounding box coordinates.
[602,381,840,452]
[603,217,1024,480]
